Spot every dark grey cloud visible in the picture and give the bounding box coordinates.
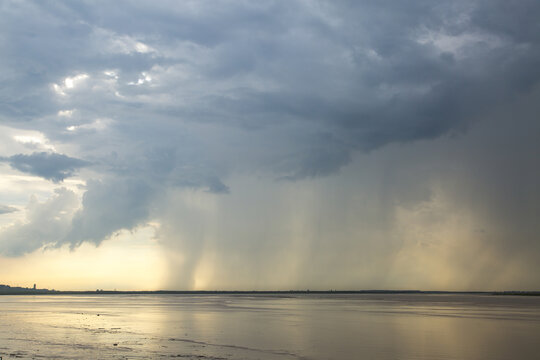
[2,1,536,159]
[65,178,154,247]
[0,205,18,215]
[0,152,90,182]
[472,0,540,42]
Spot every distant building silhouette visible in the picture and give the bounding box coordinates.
[33,284,36,290]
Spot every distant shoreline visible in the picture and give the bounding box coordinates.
[1,289,539,296]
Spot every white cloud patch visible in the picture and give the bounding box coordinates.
[92,28,156,55]
[13,134,56,152]
[52,74,89,96]
[128,72,152,86]
[66,118,110,133]
[416,28,506,59]
[58,109,74,117]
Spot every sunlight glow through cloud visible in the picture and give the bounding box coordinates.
[13,133,56,152]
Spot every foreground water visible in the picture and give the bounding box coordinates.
[1,294,539,359]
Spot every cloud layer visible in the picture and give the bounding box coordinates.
[0,152,89,182]
[0,205,18,215]
[1,0,539,289]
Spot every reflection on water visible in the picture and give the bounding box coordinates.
[0,294,539,359]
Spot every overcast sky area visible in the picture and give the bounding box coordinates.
[1,0,539,291]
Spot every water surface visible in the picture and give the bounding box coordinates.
[1,293,539,359]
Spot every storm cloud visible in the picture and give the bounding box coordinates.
[0,0,539,289]
[0,205,18,215]
[0,152,90,182]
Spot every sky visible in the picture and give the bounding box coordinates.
[1,0,539,291]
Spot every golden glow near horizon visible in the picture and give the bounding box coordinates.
[1,225,166,291]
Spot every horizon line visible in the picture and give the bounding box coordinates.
[1,286,539,296]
